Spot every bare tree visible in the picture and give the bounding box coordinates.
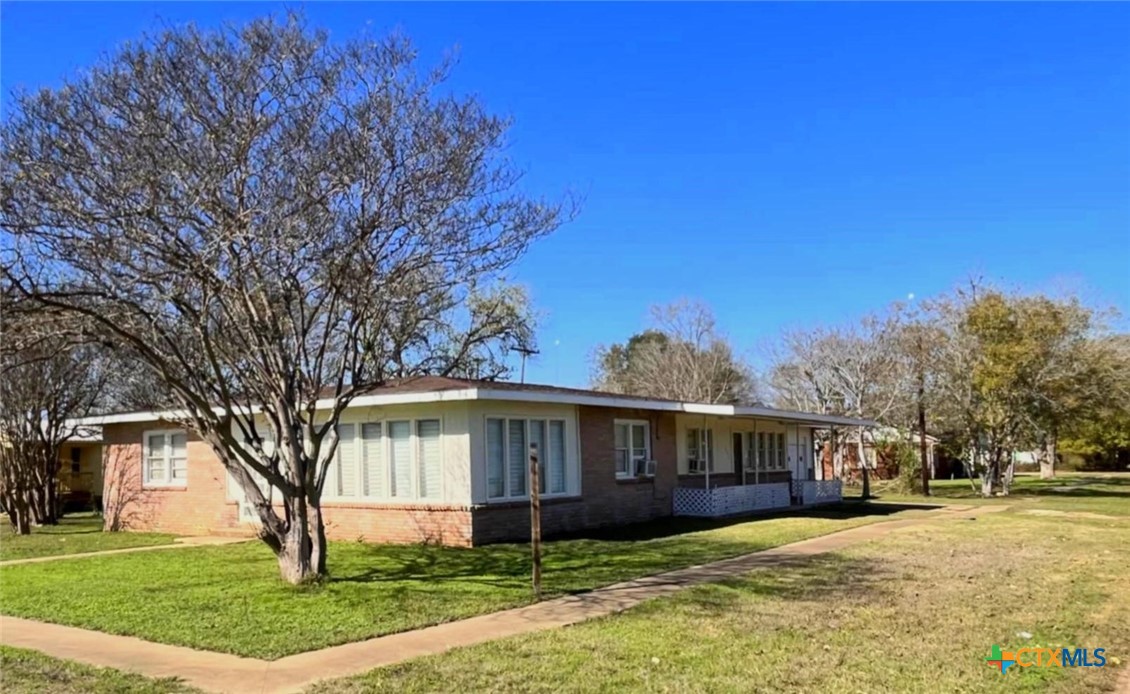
[0,298,107,532]
[767,311,907,499]
[592,299,757,404]
[1,15,570,582]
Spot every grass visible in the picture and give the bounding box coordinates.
[311,507,1130,693]
[0,645,198,694]
[0,503,928,659]
[870,471,1130,517]
[0,514,178,562]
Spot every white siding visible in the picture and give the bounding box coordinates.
[675,415,796,476]
[467,400,581,504]
[230,401,474,506]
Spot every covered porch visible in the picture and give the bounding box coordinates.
[670,408,862,518]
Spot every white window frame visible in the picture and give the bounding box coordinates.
[142,428,188,488]
[319,417,444,504]
[686,427,714,474]
[485,416,571,501]
[614,419,652,479]
[742,432,757,471]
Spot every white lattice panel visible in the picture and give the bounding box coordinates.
[674,483,791,517]
[801,480,842,505]
[755,483,790,509]
[673,487,716,517]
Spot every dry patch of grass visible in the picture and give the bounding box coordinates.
[312,511,1130,693]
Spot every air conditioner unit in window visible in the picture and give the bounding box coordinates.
[635,458,656,477]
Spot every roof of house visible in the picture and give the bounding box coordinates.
[75,376,875,428]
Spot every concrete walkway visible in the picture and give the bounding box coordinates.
[0,536,251,567]
[0,505,1006,693]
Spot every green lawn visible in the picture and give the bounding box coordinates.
[0,504,927,659]
[870,471,1130,517]
[312,507,1130,694]
[0,645,198,694]
[0,514,178,562]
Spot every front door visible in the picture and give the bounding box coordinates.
[733,433,745,485]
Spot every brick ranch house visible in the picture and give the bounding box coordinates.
[80,377,870,547]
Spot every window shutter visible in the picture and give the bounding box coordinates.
[336,424,357,497]
[549,420,566,493]
[486,419,505,498]
[361,423,384,498]
[508,419,527,496]
[417,420,442,499]
[389,421,412,498]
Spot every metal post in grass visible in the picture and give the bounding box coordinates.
[529,442,542,600]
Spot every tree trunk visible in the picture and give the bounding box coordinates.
[1039,435,1057,480]
[44,473,60,524]
[5,497,32,535]
[857,427,871,500]
[917,379,930,496]
[273,496,326,585]
[12,507,31,535]
[1002,454,1016,495]
[980,447,996,497]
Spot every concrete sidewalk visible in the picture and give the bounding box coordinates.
[0,505,1006,694]
[0,536,251,567]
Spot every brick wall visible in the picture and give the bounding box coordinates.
[101,422,473,545]
[102,421,242,535]
[472,406,679,543]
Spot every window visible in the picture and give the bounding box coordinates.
[751,431,787,471]
[388,420,413,498]
[614,420,651,478]
[687,428,714,474]
[486,417,568,499]
[143,430,187,487]
[318,418,441,502]
[416,419,442,499]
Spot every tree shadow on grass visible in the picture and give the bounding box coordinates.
[887,475,1130,501]
[328,504,920,595]
[549,501,937,544]
[676,553,892,615]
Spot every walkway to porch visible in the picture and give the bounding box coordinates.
[673,480,843,517]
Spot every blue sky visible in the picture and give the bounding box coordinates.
[3,3,1128,386]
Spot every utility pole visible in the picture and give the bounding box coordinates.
[528,442,542,600]
[915,329,931,496]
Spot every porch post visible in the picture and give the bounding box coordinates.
[702,414,710,489]
[753,419,759,486]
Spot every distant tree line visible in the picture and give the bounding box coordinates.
[591,282,1129,498]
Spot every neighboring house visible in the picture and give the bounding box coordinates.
[0,427,103,512]
[59,427,104,511]
[79,377,869,547]
[821,427,951,482]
